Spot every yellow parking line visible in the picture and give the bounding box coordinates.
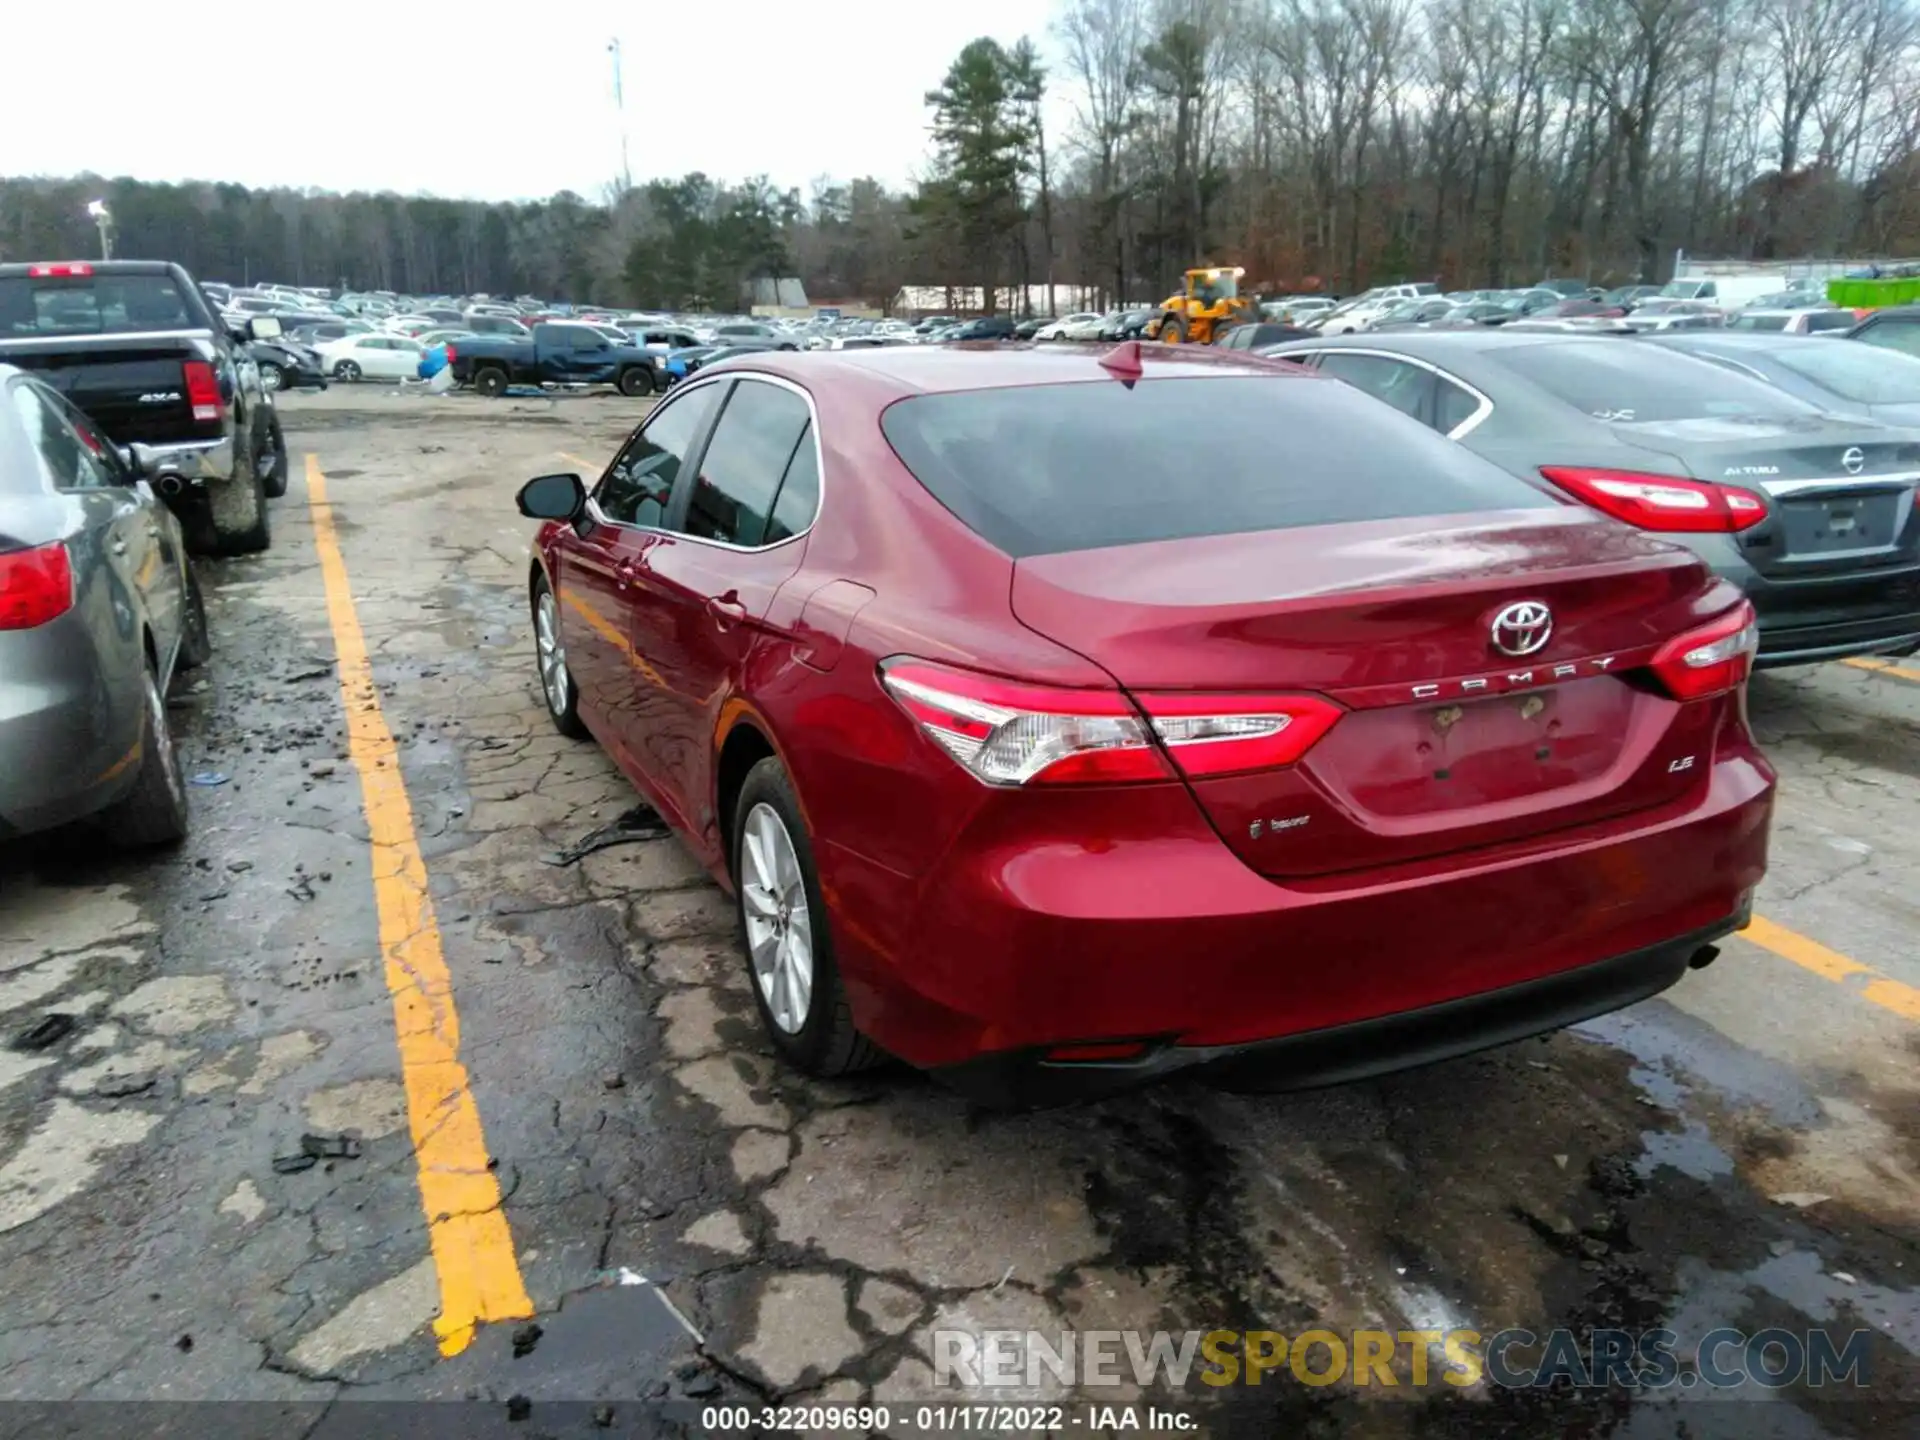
[1843,656,1920,683]
[1742,914,1920,1022]
[305,454,532,1356]
[558,450,601,473]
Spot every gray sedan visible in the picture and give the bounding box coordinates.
[1,365,208,843]
[1259,330,1920,666]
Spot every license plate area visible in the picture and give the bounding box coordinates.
[1779,492,1901,555]
[1316,678,1636,818]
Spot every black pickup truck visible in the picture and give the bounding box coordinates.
[448,321,661,398]
[0,260,287,554]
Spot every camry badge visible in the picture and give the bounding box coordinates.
[1841,446,1866,476]
[1490,601,1553,658]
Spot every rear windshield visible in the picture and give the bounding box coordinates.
[0,274,199,336]
[1766,339,1920,403]
[1728,313,1791,331]
[879,377,1551,558]
[1490,342,1820,423]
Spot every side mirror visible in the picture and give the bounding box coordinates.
[250,316,283,340]
[517,472,586,520]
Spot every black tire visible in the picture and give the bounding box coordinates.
[102,660,189,848]
[177,569,212,671]
[617,366,653,397]
[474,366,509,398]
[733,757,881,1077]
[334,359,362,382]
[207,468,271,556]
[531,574,587,739]
[1162,312,1189,344]
[262,412,290,499]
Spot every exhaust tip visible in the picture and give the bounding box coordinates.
[157,475,184,497]
[1688,943,1720,971]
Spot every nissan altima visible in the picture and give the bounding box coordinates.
[1261,330,1920,666]
[516,344,1775,1105]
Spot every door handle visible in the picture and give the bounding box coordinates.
[110,538,129,557]
[706,594,749,629]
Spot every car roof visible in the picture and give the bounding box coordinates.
[701,341,1311,396]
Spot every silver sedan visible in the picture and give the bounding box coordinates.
[0,365,209,844]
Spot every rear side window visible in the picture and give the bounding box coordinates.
[1489,343,1821,423]
[879,376,1551,558]
[0,274,196,336]
[1729,314,1790,331]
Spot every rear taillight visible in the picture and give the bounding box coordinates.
[0,542,75,630]
[26,262,92,278]
[880,660,1167,785]
[1136,690,1345,778]
[878,659,1342,786]
[444,344,457,362]
[182,360,222,422]
[1650,602,1759,699]
[1540,466,1767,533]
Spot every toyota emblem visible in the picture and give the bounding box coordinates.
[1841,446,1866,476]
[1490,601,1554,657]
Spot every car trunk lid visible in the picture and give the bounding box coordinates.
[1010,508,1733,877]
[1614,415,1920,576]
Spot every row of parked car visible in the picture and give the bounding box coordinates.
[0,259,303,848]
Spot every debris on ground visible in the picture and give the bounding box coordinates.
[12,1015,76,1052]
[188,772,229,787]
[270,1154,317,1175]
[175,1334,193,1353]
[506,1395,531,1422]
[94,1072,157,1099]
[300,1132,363,1160]
[543,802,671,866]
[1769,1191,1832,1208]
[602,1071,625,1090]
[511,1322,543,1358]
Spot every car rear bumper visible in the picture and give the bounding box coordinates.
[1697,548,1920,666]
[933,910,1745,1107]
[827,745,1774,1091]
[141,436,238,487]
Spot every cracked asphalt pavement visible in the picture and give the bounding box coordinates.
[0,385,1915,1437]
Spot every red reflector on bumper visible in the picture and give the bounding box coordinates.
[1042,1041,1150,1063]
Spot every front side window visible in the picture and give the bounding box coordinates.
[595,384,721,528]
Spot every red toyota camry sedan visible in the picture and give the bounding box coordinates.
[515,343,1775,1105]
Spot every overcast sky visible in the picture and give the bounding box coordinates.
[4,1,1069,203]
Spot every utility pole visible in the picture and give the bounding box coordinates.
[607,38,632,196]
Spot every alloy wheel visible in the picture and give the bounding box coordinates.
[535,591,569,716]
[741,802,813,1034]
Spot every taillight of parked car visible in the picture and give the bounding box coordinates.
[1539,466,1767,533]
[1648,602,1760,700]
[444,344,457,363]
[879,659,1343,786]
[0,542,75,630]
[182,360,222,423]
